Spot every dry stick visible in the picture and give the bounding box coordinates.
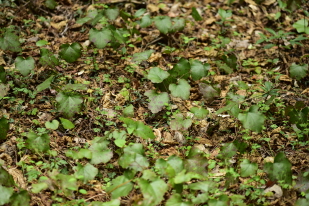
[143,37,163,50]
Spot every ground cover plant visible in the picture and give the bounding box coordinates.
[0,0,309,205]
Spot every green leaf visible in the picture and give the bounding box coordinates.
[36,40,48,46]
[190,59,209,81]
[118,143,149,171]
[240,159,258,177]
[26,132,50,153]
[39,48,60,67]
[74,163,98,183]
[147,67,170,83]
[106,175,133,199]
[120,117,155,139]
[0,65,7,83]
[290,63,308,80]
[140,15,152,28]
[190,107,209,119]
[0,185,13,205]
[134,8,146,18]
[238,105,265,133]
[54,173,78,197]
[145,90,169,114]
[264,152,292,185]
[45,120,59,130]
[59,43,82,63]
[138,179,168,206]
[10,190,31,206]
[89,28,112,49]
[0,84,9,98]
[123,104,134,118]
[219,143,237,160]
[99,199,120,206]
[89,138,113,164]
[65,148,92,160]
[105,7,119,20]
[56,92,83,118]
[166,193,192,206]
[293,19,309,34]
[169,58,191,80]
[191,7,202,21]
[169,79,191,100]
[15,56,35,76]
[111,130,127,148]
[154,16,172,34]
[45,0,57,9]
[155,156,184,178]
[0,117,9,140]
[132,50,154,64]
[174,170,203,184]
[36,75,54,92]
[189,181,216,193]
[171,18,185,32]
[59,118,75,129]
[0,30,21,52]
[170,113,192,131]
[0,166,15,187]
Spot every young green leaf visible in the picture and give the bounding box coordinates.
[123,104,134,117]
[60,118,75,129]
[132,50,154,64]
[0,167,15,187]
[166,193,192,206]
[191,7,202,21]
[238,105,265,133]
[290,63,308,80]
[190,107,209,119]
[264,152,292,185]
[240,159,258,177]
[36,40,48,46]
[293,19,309,34]
[154,16,172,34]
[169,79,191,100]
[106,175,133,199]
[120,117,155,139]
[89,28,112,49]
[39,48,60,67]
[74,163,98,183]
[45,120,59,130]
[0,30,21,52]
[134,8,146,18]
[138,179,168,206]
[111,130,127,148]
[118,143,149,171]
[9,190,31,206]
[56,92,83,118]
[171,18,185,32]
[190,59,209,81]
[89,138,113,164]
[26,132,50,153]
[36,75,54,92]
[59,43,82,63]
[145,90,169,113]
[15,56,35,76]
[105,7,119,20]
[140,15,152,28]
[147,67,170,83]
[0,117,9,140]
[170,113,192,131]
[0,185,13,205]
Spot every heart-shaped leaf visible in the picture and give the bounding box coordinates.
[26,132,50,153]
[293,19,309,34]
[0,30,21,52]
[56,92,83,118]
[169,79,191,100]
[132,50,154,64]
[89,28,112,49]
[45,120,59,130]
[154,16,171,34]
[74,163,98,183]
[59,43,82,63]
[240,159,258,177]
[60,118,75,129]
[145,90,169,113]
[290,63,308,80]
[15,56,35,76]
[190,59,209,81]
[147,67,170,83]
[238,105,265,133]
